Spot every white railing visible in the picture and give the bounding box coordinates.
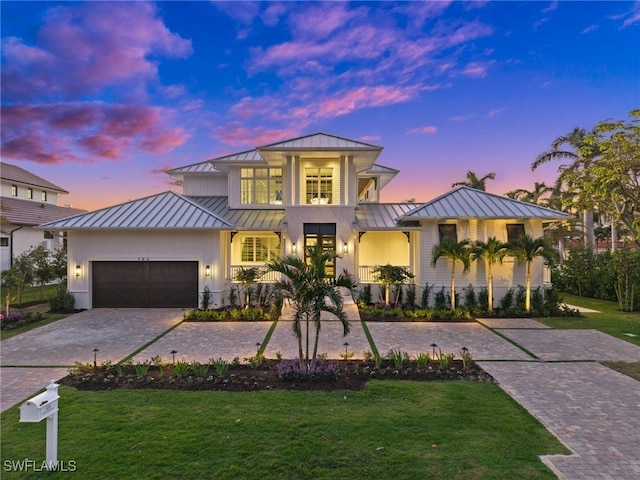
[229,265,280,283]
[358,265,411,284]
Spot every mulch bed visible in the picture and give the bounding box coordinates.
[60,359,494,393]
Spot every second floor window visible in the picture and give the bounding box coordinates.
[27,188,33,199]
[506,224,526,242]
[438,224,457,242]
[11,185,17,196]
[306,168,333,204]
[42,191,48,202]
[241,168,282,205]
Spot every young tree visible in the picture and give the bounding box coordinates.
[431,238,472,310]
[51,244,68,291]
[371,264,414,306]
[234,266,263,308]
[508,235,558,313]
[9,251,35,304]
[267,244,355,371]
[472,237,509,312]
[451,171,496,191]
[31,246,55,301]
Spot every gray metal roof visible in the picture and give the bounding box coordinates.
[1,162,69,193]
[165,161,221,175]
[258,133,382,151]
[41,191,232,229]
[364,163,399,174]
[402,186,572,220]
[189,196,285,230]
[1,197,86,226]
[355,203,420,229]
[209,149,264,164]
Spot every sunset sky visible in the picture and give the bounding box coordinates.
[1,1,638,211]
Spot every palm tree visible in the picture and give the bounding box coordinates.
[507,234,558,313]
[431,238,472,310]
[267,244,355,371]
[452,171,496,191]
[472,237,508,312]
[234,266,263,308]
[505,182,553,205]
[532,127,600,248]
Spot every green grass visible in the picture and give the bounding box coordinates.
[535,293,640,346]
[1,382,567,479]
[1,283,60,307]
[0,303,72,341]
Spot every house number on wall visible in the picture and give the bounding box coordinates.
[137,257,149,261]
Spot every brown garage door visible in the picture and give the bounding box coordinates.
[93,261,198,308]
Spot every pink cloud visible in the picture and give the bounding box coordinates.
[317,86,417,118]
[1,103,189,164]
[2,2,192,102]
[460,62,490,78]
[289,3,364,39]
[407,126,438,135]
[214,124,299,147]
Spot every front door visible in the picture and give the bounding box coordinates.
[303,223,336,278]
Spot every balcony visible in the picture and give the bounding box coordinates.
[229,265,280,283]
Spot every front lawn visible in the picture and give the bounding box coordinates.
[0,382,567,479]
[0,304,71,341]
[536,293,640,346]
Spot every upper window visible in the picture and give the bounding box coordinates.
[241,168,282,205]
[306,168,333,205]
[44,231,55,239]
[0,238,8,247]
[506,224,526,242]
[438,224,457,242]
[11,185,17,197]
[241,236,281,262]
[42,191,48,202]
[26,188,33,199]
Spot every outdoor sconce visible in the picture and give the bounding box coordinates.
[205,265,211,277]
[75,265,81,278]
[292,242,297,253]
[343,242,348,254]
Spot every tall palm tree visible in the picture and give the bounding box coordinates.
[472,237,508,312]
[505,182,553,205]
[532,127,600,248]
[431,237,472,310]
[507,234,558,313]
[452,171,496,191]
[267,244,354,371]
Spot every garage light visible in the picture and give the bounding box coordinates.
[291,242,297,253]
[205,265,211,277]
[75,265,81,278]
[343,242,348,254]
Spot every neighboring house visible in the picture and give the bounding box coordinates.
[1,163,85,271]
[42,133,571,309]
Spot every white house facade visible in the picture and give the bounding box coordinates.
[42,133,571,309]
[1,162,85,271]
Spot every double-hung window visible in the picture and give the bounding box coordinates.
[240,168,283,205]
[305,168,333,204]
[438,224,457,242]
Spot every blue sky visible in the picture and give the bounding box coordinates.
[1,1,638,210]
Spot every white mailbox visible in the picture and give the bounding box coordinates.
[20,389,59,423]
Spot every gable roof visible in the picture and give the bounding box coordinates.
[188,196,285,230]
[355,203,421,229]
[41,191,231,229]
[258,132,382,151]
[165,161,221,175]
[1,163,68,193]
[209,149,264,164]
[402,186,572,220]
[1,197,85,227]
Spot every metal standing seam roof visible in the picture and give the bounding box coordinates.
[41,191,232,229]
[355,203,421,229]
[258,132,382,150]
[1,162,69,193]
[209,149,265,163]
[402,186,572,220]
[189,196,285,230]
[165,161,221,175]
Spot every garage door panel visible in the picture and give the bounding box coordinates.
[93,261,197,308]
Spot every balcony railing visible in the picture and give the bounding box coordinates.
[229,265,280,283]
[358,265,411,284]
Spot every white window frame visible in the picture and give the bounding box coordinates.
[240,168,283,205]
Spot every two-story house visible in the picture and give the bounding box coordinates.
[1,162,85,271]
[42,133,570,309]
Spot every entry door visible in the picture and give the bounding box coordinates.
[304,223,336,278]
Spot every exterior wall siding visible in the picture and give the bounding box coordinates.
[67,230,222,309]
[182,175,228,197]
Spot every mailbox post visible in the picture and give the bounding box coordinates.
[19,380,60,470]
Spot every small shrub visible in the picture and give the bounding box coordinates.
[134,361,151,377]
[421,283,432,308]
[515,285,527,310]
[434,287,447,309]
[459,347,472,369]
[173,360,189,378]
[406,283,417,308]
[463,284,477,312]
[277,359,339,381]
[359,284,372,305]
[362,350,375,363]
[191,361,209,377]
[210,358,230,376]
[437,350,455,369]
[478,287,489,312]
[500,288,515,311]
[49,289,75,313]
[387,349,409,368]
[414,352,430,367]
[200,286,211,310]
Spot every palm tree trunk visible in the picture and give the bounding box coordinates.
[525,262,531,313]
[584,210,595,249]
[305,314,310,371]
[312,312,321,366]
[488,267,493,312]
[450,266,456,311]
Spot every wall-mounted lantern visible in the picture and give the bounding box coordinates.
[343,242,349,254]
[75,265,81,278]
[205,265,211,277]
[292,242,297,253]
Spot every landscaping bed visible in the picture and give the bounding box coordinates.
[60,359,494,393]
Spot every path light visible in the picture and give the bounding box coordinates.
[343,342,350,354]
[93,348,99,368]
[461,346,468,355]
[256,342,261,354]
[171,350,178,363]
[431,343,437,359]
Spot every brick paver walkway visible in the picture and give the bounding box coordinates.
[2,303,640,479]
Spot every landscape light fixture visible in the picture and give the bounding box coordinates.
[343,342,350,354]
[171,350,178,363]
[205,265,211,277]
[75,265,81,278]
[292,242,297,253]
[431,343,438,359]
[93,348,100,368]
[255,342,261,354]
[343,242,348,254]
